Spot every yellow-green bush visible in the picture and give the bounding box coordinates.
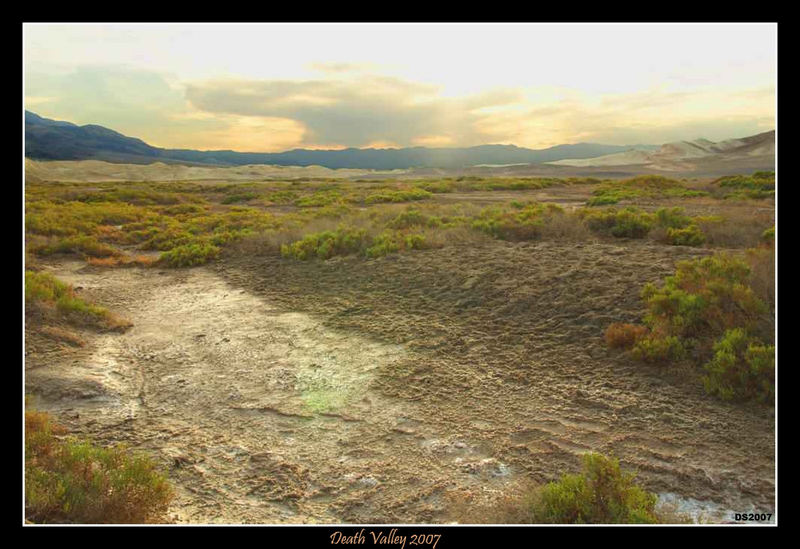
[581,207,655,238]
[25,410,173,524]
[702,328,775,402]
[364,231,429,258]
[32,235,122,258]
[640,253,767,342]
[588,176,708,205]
[631,335,685,363]
[471,202,564,241]
[532,453,659,524]
[617,251,774,403]
[280,227,369,260]
[715,171,775,200]
[25,270,129,330]
[25,270,71,304]
[158,242,221,267]
[364,188,433,204]
[666,224,705,246]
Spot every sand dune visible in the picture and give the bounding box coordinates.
[24,158,408,183]
[548,130,775,172]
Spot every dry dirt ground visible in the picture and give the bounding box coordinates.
[25,237,775,524]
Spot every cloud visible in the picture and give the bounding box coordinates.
[24,65,776,152]
[184,76,523,148]
[24,96,56,107]
[174,115,307,152]
[307,62,377,74]
[411,135,456,147]
[473,87,776,147]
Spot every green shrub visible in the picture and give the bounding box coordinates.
[265,190,300,204]
[140,227,195,251]
[412,180,454,193]
[364,189,433,204]
[27,270,106,319]
[655,207,692,229]
[221,192,259,204]
[161,204,208,216]
[587,176,707,205]
[582,208,654,238]
[702,329,775,402]
[159,242,221,267]
[631,335,685,363]
[25,410,173,524]
[640,253,767,342]
[25,270,129,330]
[587,195,622,206]
[25,270,72,304]
[387,209,442,230]
[762,226,775,243]
[532,453,659,524]
[619,251,774,403]
[666,224,705,246]
[364,231,401,258]
[715,172,775,200]
[364,231,428,258]
[280,228,369,260]
[32,235,121,258]
[471,202,564,241]
[281,226,430,260]
[295,189,344,208]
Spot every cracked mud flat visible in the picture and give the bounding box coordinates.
[25,240,775,524]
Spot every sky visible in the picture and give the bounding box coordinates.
[23,23,777,152]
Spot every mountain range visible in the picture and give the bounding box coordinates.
[24,111,659,170]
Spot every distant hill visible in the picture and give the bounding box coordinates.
[24,111,656,170]
[548,130,775,173]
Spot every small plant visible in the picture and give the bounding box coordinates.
[655,207,692,230]
[32,235,121,258]
[221,192,260,204]
[640,253,767,342]
[582,208,654,238]
[25,270,130,330]
[387,209,442,230]
[280,227,369,260]
[702,329,775,402]
[471,202,564,241]
[364,231,428,258]
[611,249,774,403]
[532,453,659,524]
[25,409,173,524]
[25,270,72,304]
[666,224,705,246]
[295,189,345,208]
[587,176,708,205]
[631,334,685,363]
[715,171,775,200]
[605,323,648,349]
[587,195,622,206]
[159,242,221,267]
[364,189,433,204]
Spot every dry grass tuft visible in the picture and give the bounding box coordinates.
[605,323,649,349]
[37,325,86,347]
